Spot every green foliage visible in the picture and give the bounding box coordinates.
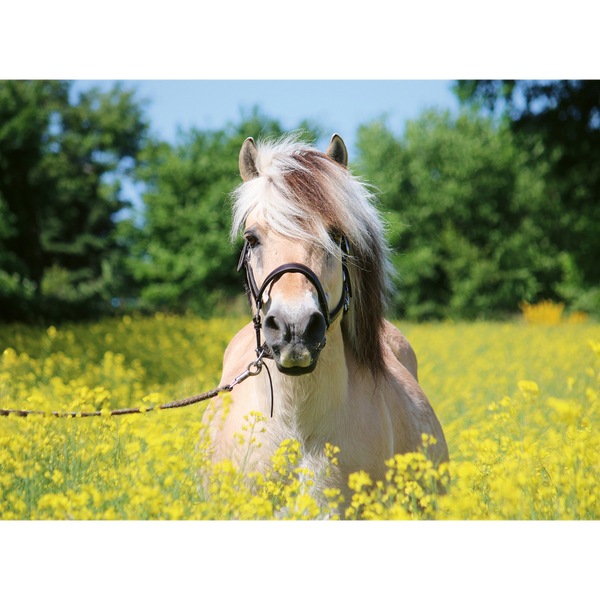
[2,80,598,324]
[0,81,147,322]
[356,109,566,320]
[456,80,600,314]
[123,107,322,316]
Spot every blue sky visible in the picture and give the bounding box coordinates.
[71,80,461,212]
[71,80,460,160]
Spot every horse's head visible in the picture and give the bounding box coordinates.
[232,133,392,378]
[237,134,350,376]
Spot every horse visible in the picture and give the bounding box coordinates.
[201,133,448,510]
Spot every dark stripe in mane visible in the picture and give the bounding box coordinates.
[282,151,345,232]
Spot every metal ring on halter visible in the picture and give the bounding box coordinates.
[247,358,263,375]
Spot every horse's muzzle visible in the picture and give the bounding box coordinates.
[263,308,327,376]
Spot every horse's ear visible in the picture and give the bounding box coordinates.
[240,137,259,181]
[325,133,348,168]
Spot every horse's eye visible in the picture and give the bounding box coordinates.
[244,233,259,248]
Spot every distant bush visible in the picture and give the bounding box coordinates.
[355,109,577,320]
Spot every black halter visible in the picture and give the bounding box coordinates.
[237,235,353,358]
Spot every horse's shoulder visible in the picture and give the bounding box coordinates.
[379,321,449,462]
[381,319,418,382]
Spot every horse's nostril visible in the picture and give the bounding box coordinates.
[304,311,326,346]
[264,315,280,332]
[264,313,288,347]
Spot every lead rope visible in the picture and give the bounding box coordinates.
[0,355,265,419]
[1,284,275,421]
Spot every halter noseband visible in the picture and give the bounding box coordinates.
[237,235,353,358]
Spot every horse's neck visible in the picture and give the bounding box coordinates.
[255,326,350,436]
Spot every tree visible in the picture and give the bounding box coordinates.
[355,109,564,320]
[123,108,324,316]
[0,80,148,321]
[456,80,600,313]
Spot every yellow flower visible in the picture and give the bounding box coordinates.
[518,380,540,396]
[348,471,372,492]
[2,313,600,521]
[51,471,65,486]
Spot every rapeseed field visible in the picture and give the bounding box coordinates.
[1,310,599,520]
